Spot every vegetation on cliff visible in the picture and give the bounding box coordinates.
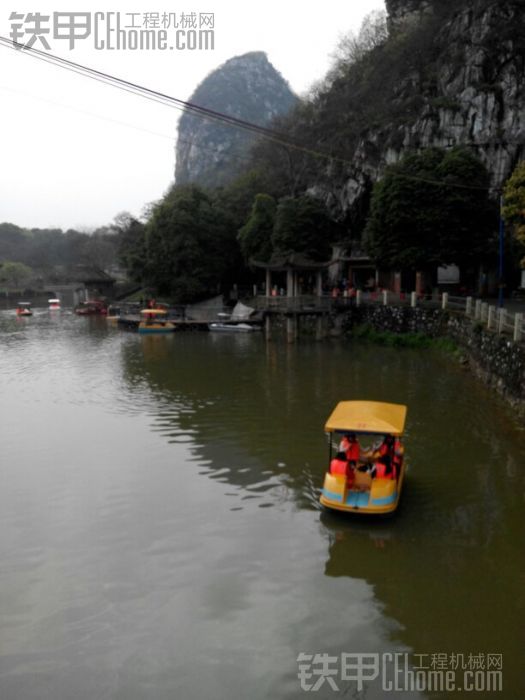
[503,161,525,268]
[364,147,497,270]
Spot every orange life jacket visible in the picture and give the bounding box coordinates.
[379,439,402,457]
[330,458,347,476]
[374,461,394,479]
[345,442,360,463]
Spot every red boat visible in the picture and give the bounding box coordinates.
[75,300,108,315]
[16,302,33,316]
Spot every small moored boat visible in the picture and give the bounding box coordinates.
[138,308,175,334]
[75,300,108,315]
[208,322,260,333]
[320,401,407,515]
[16,302,33,316]
[48,298,61,310]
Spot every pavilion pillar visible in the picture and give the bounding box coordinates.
[287,269,294,297]
[394,271,401,295]
[316,271,323,297]
[415,271,423,296]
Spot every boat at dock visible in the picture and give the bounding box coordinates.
[48,298,61,311]
[208,322,261,333]
[75,300,108,315]
[138,308,176,334]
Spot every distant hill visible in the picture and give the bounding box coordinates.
[175,51,297,188]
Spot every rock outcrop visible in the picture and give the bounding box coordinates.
[175,52,296,188]
[310,0,525,226]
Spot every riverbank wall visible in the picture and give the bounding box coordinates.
[340,306,525,416]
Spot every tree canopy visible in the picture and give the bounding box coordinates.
[272,195,334,261]
[0,261,33,288]
[364,147,497,270]
[144,184,241,302]
[502,161,525,267]
[238,194,276,262]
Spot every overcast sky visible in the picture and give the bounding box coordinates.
[0,0,385,230]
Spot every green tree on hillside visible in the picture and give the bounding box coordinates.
[212,170,279,228]
[364,147,497,271]
[145,185,240,301]
[238,194,276,262]
[0,261,33,289]
[502,161,525,267]
[272,195,334,261]
[115,212,147,282]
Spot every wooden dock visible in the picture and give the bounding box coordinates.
[117,315,262,331]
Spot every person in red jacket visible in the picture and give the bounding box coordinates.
[339,433,361,466]
[371,456,395,480]
[330,451,355,488]
[375,435,404,473]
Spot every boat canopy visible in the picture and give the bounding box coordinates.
[48,298,60,303]
[17,301,32,306]
[324,401,407,436]
[140,308,167,315]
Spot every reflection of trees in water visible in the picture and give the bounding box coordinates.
[118,334,525,510]
[116,333,525,688]
[119,335,337,506]
[320,492,525,690]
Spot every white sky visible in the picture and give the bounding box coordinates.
[0,0,385,230]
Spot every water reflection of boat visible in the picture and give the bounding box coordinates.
[48,298,61,311]
[208,322,261,333]
[106,304,122,325]
[320,401,407,516]
[138,308,175,334]
[16,302,33,316]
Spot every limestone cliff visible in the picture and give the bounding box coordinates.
[175,52,296,188]
[305,0,525,228]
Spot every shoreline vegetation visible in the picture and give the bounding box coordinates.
[342,314,525,422]
[348,323,460,353]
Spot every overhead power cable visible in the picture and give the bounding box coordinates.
[0,35,504,192]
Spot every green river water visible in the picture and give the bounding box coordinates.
[0,311,523,699]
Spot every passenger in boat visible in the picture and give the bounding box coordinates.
[330,452,355,487]
[330,451,349,476]
[370,455,395,480]
[375,435,403,467]
[338,433,361,466]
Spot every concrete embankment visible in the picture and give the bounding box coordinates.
[341,306,525,417]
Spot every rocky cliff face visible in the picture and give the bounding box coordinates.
[175,52,296,188]
[385,0,433,28]
[312,0,525,226]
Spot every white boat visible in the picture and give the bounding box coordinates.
[208,322,260,333]
[48,298,61,310]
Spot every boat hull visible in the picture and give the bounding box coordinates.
[320,463,405,515]
[208,323,259,332]
[138,322,175,334]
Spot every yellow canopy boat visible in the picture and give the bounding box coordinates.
[320,401,407,515]
[138,308,175,334]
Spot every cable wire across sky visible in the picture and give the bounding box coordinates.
[0,35,504,192]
